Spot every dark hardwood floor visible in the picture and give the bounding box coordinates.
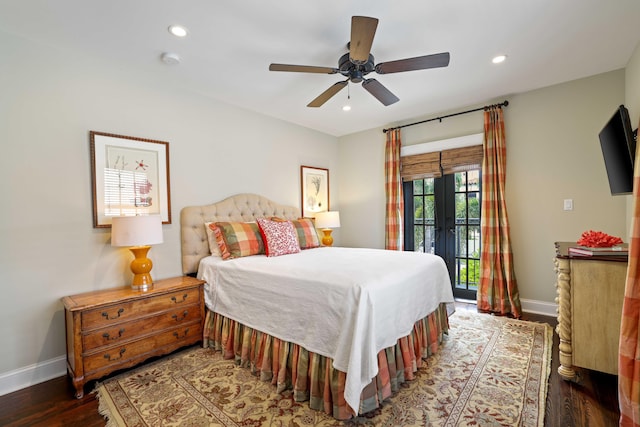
[0,303,619,426]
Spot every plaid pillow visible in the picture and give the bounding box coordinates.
[215,221,264,259]
[270,217,321,249]
[206,222,231,259]
[291,218,321,249]
[257,218,300,257]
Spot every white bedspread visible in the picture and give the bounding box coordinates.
[197,246,454,415]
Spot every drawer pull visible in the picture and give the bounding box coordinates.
[171,293,189,304]
[171,310,189,322]
[103,329,125,341]
[173,328,189,339]
[104,348,126,361]
[101,308,124,320]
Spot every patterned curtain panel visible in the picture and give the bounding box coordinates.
[385,129,404,250]
[619,118,640,425]
[477,106,522,318]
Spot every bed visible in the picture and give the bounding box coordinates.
[180,193,454,419]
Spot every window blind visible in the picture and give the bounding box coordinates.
[401,144,483,181]
[401,152,441,181]
[440,145,483,175]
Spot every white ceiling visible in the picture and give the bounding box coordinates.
[1,1,640,137]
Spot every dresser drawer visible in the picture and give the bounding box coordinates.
[81,287,200,330]
[82,304,202,351]
[83,322,202,373]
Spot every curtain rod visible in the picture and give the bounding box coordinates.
[382,100,509,133]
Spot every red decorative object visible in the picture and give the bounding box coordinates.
[576,230,623,248]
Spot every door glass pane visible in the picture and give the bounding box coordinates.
[467,170,480,191]
[413,196,424,220]
[424,177,434,194]
[455,172,466,192]
[456,224,467,257]
[413,179,423,194]
[454,171,481,295]
[411,178,435,254]
[455,193,466,220]
[456,258,466,289]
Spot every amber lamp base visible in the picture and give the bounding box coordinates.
[128,246,154,291]
[321,229,334,247]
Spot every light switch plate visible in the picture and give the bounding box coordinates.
[563,199,573,211]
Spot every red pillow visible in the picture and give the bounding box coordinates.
[256,218,300,257]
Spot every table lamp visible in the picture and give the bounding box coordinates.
[111,215,163,291]
[314,211,340,246]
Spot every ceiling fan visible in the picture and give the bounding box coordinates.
[268,16,450,108]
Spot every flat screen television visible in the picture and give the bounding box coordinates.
[599,105,636,195]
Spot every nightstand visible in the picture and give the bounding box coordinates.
[62,275,205,398]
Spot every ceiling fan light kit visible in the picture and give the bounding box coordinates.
[269,16,450,108]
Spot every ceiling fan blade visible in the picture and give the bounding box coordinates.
[350,16,378,64]
[269,63,338,74]
[375,52,450,74]
[362,79,399,106]
[307,81,348,107]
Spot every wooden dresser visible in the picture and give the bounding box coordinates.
[62,275,205,398]
[554,242,627,381]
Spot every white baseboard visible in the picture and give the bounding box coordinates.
[520,298,557,317]
[0,356,67,397]
[455,297,557,318]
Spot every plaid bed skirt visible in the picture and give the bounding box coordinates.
[203,303,449,420]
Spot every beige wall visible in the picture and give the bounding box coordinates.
[339,69,628,305]
[507,71,626,302]
[0,31,338,386]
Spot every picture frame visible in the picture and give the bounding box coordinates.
[90,131,171,228]
[300,165,329,218]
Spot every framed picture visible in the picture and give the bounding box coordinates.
[300,165,329,218]
[90,131,171,228]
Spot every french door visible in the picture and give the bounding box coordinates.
[403,170,481,300]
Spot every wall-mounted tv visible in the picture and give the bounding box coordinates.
[599,105,637,195]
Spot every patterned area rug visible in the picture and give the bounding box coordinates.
[95,310,552,426]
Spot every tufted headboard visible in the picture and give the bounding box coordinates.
[180,193,300,275]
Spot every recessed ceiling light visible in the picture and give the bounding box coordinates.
[492,55,507,64]
[168,25,188,38]
[342,105,351,111]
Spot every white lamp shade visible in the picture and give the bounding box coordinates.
[111,215,164,247]
[315,211,340,229]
